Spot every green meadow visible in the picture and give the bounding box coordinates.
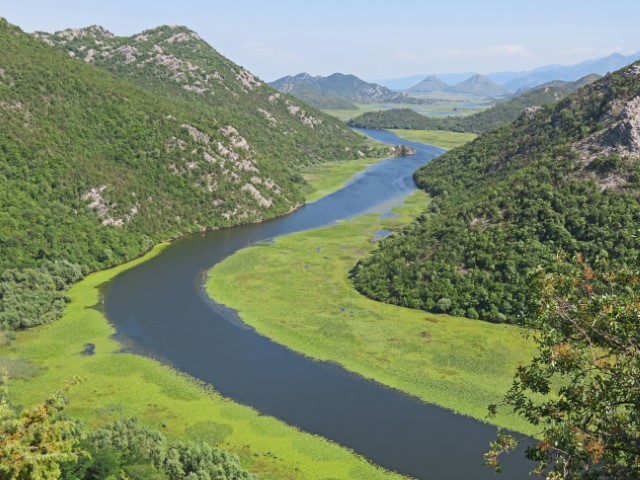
[302,156,385,202]
[321,96,490,121]
[207,190,537,434]
[390,129,477,150]
[1,244,406,480]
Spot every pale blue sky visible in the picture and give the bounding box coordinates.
[1,0,639,81]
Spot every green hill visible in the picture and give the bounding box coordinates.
[349,76,601,134]
[0,19,383,335]
[36,25,376,169]
[351,62,640,322]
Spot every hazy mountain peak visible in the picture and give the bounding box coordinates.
[450,74,510,96]
[405,75,449,94]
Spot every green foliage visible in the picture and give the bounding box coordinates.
[489,264,640,479]
[279,85,357,110]
[349,78,596,134]
[352,63,640,322]
[0,19,386,338]
[80,418,255,480]
[0,261,83,332]
[0,377,85,480]
[0,374,257,480]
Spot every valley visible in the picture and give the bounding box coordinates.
[2,5,640,480]
[2,131,531,480]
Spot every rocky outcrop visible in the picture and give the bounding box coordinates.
[574,95,640,161]
[387,144,417,157]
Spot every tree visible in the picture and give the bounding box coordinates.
[487,261,640,479]
[0,377,85,480]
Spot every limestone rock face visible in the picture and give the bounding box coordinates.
[575,95,640,161]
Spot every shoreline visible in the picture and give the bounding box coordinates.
[4,152,412,480]
[205,190,536,436]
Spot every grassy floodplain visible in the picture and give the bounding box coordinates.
[301,156,386,202]
[321,96,490,121]
[1,244,407,480]
[390,129,477,150]
[3,133,511,480]
[207,189,538,434]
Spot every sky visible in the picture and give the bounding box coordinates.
[1,0,639,82]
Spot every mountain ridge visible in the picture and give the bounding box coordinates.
[352,61,640,322]
[0,19,383,275]
[405,75,449,94]
[406,73,510,97]
[270,71,426,108]
[376,50,640,91]
[447,74,510,97]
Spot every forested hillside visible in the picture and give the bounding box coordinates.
[0,19,383,336]
[36,24,378,169]
[352,63,640,322]
[349,76,600,134]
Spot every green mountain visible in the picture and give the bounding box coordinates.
[351,62,640,322]
[349,75,601,134]
[0,18,388,334]
[35,25,375,170]
[270,72,426,105]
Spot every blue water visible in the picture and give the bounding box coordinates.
[104,129,532,479]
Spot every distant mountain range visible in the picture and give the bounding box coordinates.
[270,71,515,108]
[407,74,510,97]
[269,73,426,108]
[378,73,475,91]
[405,75,449,94]
[376,51,640,92]
[497,52,640,91]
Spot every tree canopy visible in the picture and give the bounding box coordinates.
[487,261,640,479]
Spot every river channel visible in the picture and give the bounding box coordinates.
[104,128,532,479]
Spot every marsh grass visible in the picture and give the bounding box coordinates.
[207,191,537,434]
[2,243,406,480]
[302,157,386,202]
[390,129,477,150]
[321,98,490,121]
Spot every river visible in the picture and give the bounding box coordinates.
[104,128,532,479]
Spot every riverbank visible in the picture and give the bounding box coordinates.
[206,189,537,434]
[2,242,408,480]
[302,156,387,202]
[2,134,485,479]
